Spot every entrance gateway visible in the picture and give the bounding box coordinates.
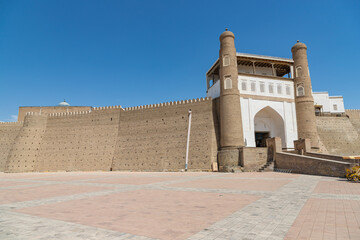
[255,132,269,147]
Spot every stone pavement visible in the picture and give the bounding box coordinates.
[0,171,359,240]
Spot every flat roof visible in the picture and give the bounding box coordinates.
[313,92,329,94]
[236,52,294,63]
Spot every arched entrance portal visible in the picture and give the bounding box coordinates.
[254,107,286,148]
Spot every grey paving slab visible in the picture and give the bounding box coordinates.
[0,211,157,240]
[187,175,321,240]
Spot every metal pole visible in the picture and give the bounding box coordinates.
[185,109,192,171]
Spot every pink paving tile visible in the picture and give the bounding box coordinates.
[0,181,33,187]
[169,178,290,191]
[285,198,360,240]
[87,176,182,185]
[222,172,299,178]
[147,172,213,177]
[0,172,57,179]
[313,180,360,195]
[0,184,107,204]
[17,189,261,240]
[38,174,111,182]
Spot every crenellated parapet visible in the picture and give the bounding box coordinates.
[22,99,212,117]
[25,112,42,116]
[0,121,23,125]
[92,105,123,111]
[21,105,123,119]
[47,110,93,118]
[346,109,360,119]
[122,97,211,111]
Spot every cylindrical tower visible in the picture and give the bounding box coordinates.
[291,41,320,148]
[217,29,244,172]
[219,29,244,148]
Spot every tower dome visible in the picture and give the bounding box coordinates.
[58,100,70,107]
[291,40,307,52]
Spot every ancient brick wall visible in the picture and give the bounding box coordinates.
[34,107,121,172]
[240,147,268,171]
[112,98,217,171]
[5,113,47,173]
[276,152,353,177]
[0,122,23,171]
[2,98,217,173]
[346,109,360,119]
[346,110,360,135]
[316,116,360,156]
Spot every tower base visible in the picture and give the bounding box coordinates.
[218,148,241,172]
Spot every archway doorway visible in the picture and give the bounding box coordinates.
[254,107,286,148]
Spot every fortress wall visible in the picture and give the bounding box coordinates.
[346,110,360,134]
[2,99,217,173]
[18,106,92,121]
[276,152,352,177]
[316,116,360,156]
[213,98,221,150]
[5,114,47,173]
[346,109,360,119]
[0,122,23,171]
[112,98,218,171]
[34,107,121,172]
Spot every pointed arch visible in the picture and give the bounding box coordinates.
[254,106,286,148]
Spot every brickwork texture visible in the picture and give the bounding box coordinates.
[316,115,360,156]
[1,98,217,172]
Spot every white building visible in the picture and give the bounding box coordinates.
[207,53,299,149]
[313,92,345,115]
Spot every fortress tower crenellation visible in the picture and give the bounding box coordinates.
[122,97,211,111]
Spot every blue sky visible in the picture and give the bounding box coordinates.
[0,0,359,121]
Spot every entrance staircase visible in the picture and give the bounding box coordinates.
[258,160,274,172]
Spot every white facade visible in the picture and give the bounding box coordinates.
[313,92,345,113]
[206,52,348,150]
[207,74,298,149]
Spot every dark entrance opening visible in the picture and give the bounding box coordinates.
[255,132,270,147]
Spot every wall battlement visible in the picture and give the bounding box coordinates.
[0,121,23,125]
[22,98,211,118]
[92,105,122,110]
[123,97,211,111]
[346,109,360,119]
[47,110,92,117]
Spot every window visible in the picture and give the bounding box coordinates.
[241,80,247,91]
[297,84,305,97]
[295,65,303,78]
[269,84,274,94]
[333,104,338,111]
[286,85,291,95]
[260,82,265,93]
[277,84,282,94]
[223,55,230,66]
[224,78,232,89]
[251,81,256,92]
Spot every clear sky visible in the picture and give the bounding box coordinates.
[0,0,359,121]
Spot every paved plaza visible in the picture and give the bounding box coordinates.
[0,171,359,240]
